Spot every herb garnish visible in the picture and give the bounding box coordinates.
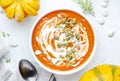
[7,33,10,37]
[1,32,10,37]
[77,0,95,16]
[6,58,11,63]
[2,32,6,37]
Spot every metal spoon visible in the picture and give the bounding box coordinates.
[19,59,38,81]
[49,73,56,81]
[19,59,56,81]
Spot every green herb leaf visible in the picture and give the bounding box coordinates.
[6,58,11,63]
[7,33,10,37]
[2,32,6,37]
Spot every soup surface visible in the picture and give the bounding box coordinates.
[32,10,94,71]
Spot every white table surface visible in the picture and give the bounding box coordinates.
[0,0,120,81]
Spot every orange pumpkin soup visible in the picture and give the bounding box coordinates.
[32,10,94,71]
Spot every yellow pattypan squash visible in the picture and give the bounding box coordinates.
[79,64,120,81]
[0,0,40,22]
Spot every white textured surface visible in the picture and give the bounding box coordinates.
[0,0,120,81]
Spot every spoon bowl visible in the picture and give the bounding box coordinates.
[19,59,38,81]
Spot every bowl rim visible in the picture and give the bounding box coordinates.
[29,9,97,75]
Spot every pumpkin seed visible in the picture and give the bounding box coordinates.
[72,18,76,24]
[54,34,59,40]
[57,13,62,18]
[62,18,67,23]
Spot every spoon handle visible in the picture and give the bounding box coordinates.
[49,73,56,81]
[27,78,37,81]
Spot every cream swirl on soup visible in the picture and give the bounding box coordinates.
[35,13,89,67]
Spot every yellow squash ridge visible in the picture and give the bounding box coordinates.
[0,0,15,8]
[21,0,38,16]
[23,0,40,11]
[15,2,25,22]
[4,1,17,19]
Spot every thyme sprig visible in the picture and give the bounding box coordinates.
[77,0,95,16]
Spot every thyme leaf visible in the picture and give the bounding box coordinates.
[2,32,6,37]
[5,58,11,63]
